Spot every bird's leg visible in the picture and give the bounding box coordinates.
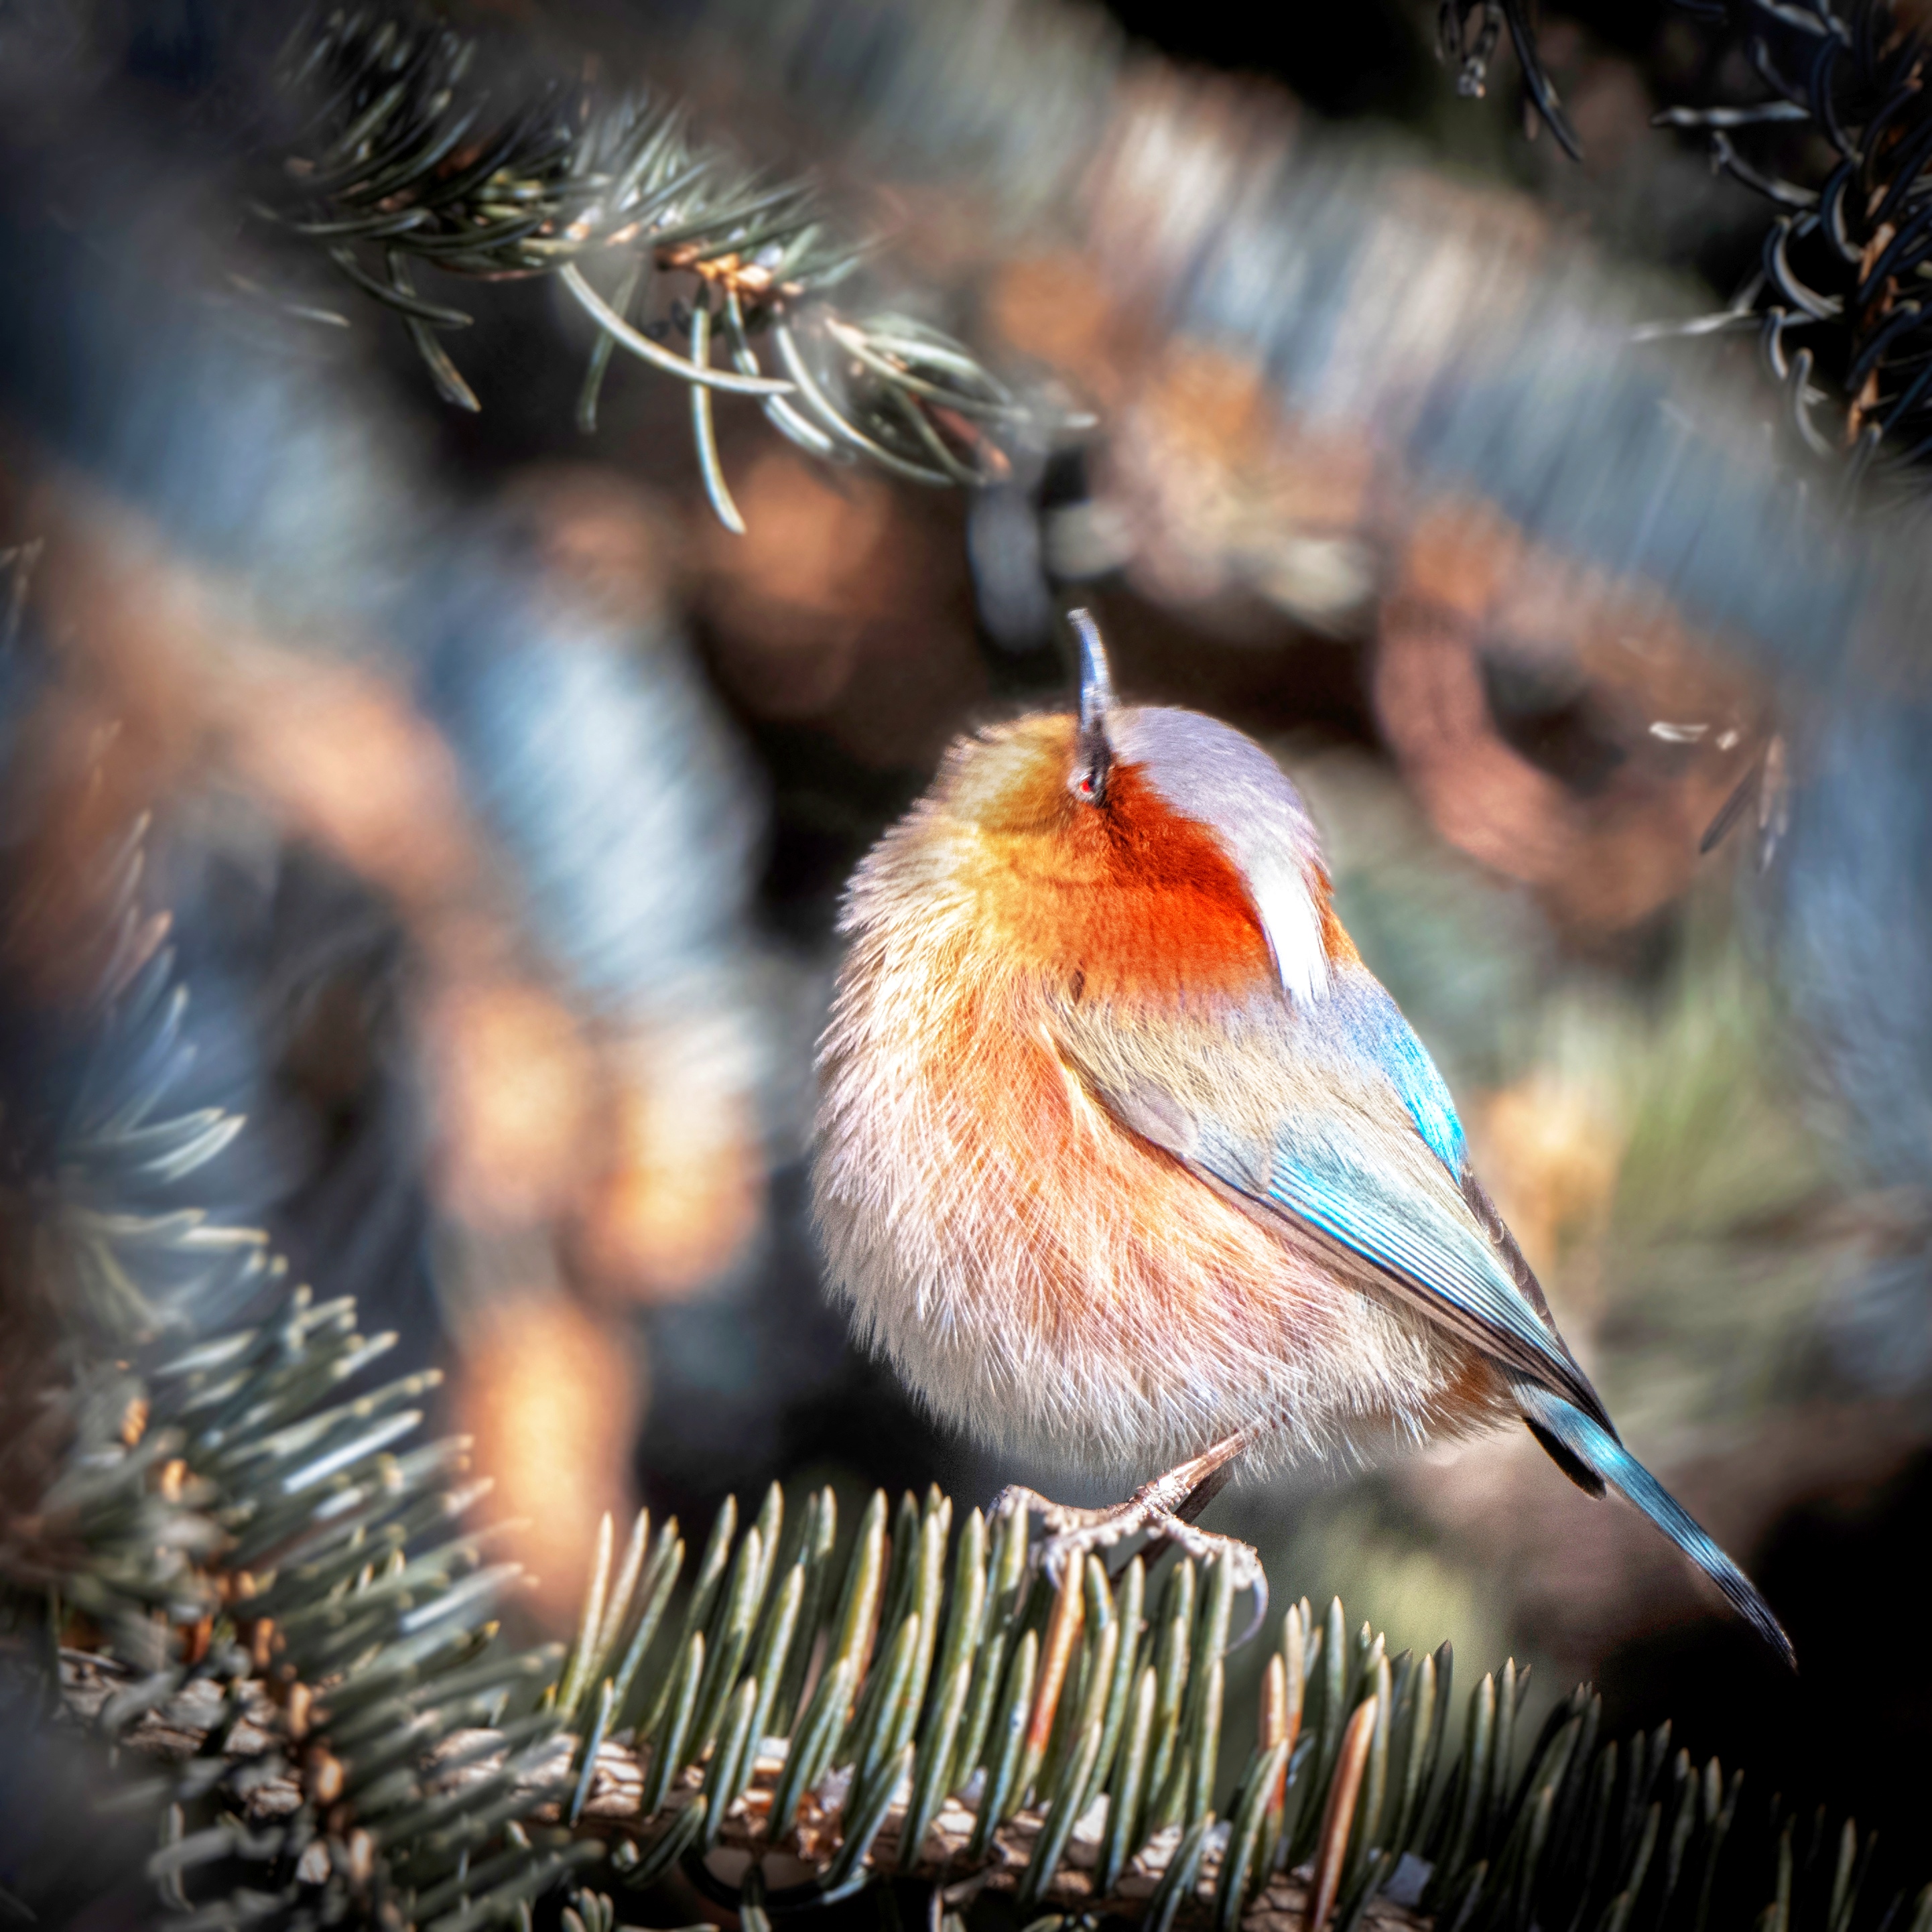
[992,1431,1269,1645]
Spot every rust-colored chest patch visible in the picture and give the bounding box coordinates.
[954,730,1280,1005]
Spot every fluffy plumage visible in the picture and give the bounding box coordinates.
[814,659,1793,1664]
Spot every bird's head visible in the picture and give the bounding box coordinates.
[902,611,1347,1007]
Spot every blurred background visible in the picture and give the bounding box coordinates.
[5,0,1931,1905]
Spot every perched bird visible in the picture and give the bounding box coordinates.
[815,610,1793,1666]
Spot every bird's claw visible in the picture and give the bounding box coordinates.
[990,1482,1270,1649]
[990,1483,1105,1542]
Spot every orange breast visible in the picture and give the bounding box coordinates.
[952,718,1279,1006]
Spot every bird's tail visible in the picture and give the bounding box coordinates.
[1515,1381,1796,1671]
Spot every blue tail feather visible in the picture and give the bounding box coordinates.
[1515,1382,1796,1671]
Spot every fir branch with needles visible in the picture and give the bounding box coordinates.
[434,1490,1932,1932]
[259,7,1069,530]
[1439,0,1932,501]
[1,795,580,1928]
[65,1462,1932,1932]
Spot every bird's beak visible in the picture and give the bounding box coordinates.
[1067,608,1114,804]
[1072,608,1114,736]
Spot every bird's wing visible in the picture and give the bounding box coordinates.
[1055,969,1796,1666]
[1051,968,1617,1434]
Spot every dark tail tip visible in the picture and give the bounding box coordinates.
[1517,1382,1797,1671]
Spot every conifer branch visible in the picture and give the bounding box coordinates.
[259,7,1067,525]
[1,791,578,1929]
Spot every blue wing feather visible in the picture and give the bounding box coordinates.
[1233,969,1614,1429]
[1327,974,1467,1173]
[1052,944,1792,1663]
[1228,1106,1614,1431]
[1059,966,1614,1427]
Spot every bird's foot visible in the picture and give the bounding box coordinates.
[992,1433,1269,1645]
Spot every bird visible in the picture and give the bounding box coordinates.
[813,608,1794,1667]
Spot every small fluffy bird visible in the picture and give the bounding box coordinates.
[815,612,1791,1664]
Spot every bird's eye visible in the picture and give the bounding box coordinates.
[1070,730,1109,805]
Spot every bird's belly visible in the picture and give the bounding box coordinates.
[815,980,1485,1480]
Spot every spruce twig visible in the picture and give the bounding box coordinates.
[257,7,1066,526]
